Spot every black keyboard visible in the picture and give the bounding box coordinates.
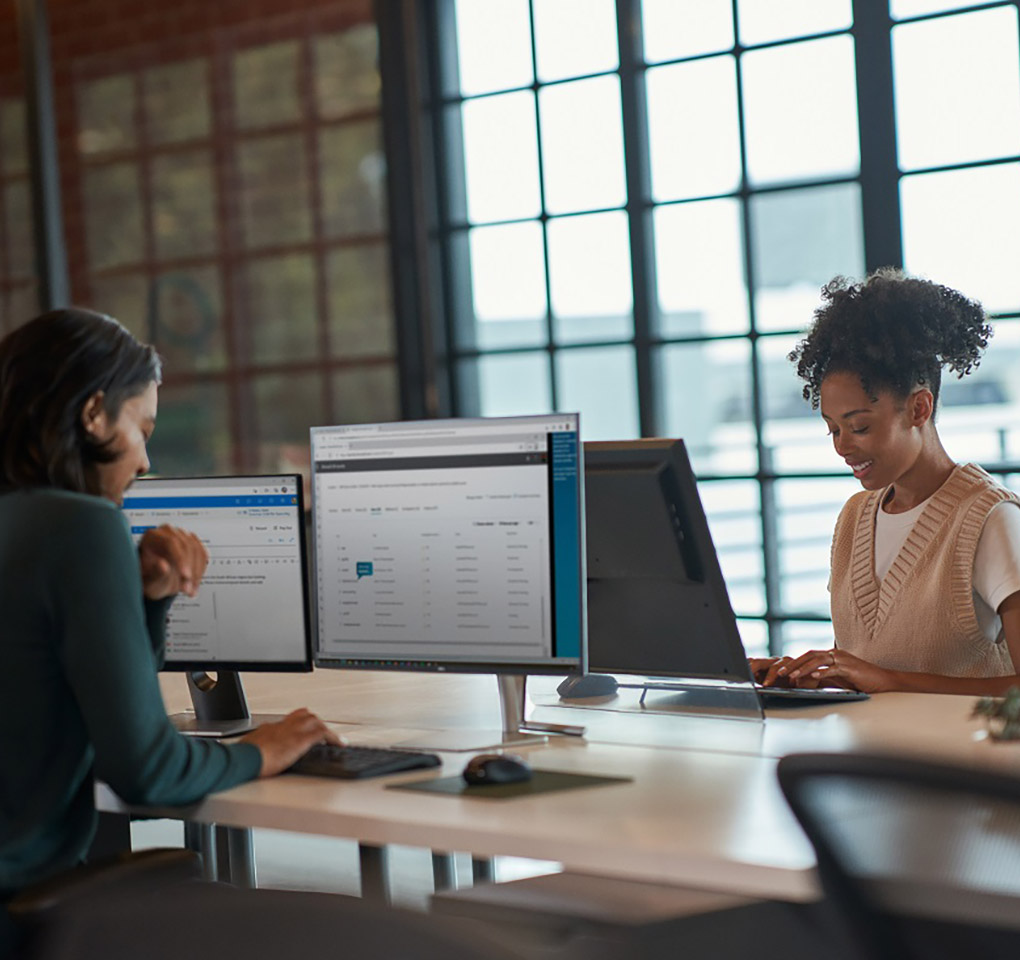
[285,743,442,780]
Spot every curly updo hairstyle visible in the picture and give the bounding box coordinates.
[789,269,992,412]
[0,308,161,493]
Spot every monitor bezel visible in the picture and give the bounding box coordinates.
[310,414,586,677]
[583,438,753,683]
[125,473,313,673]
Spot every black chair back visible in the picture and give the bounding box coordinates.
[778,752,1020,960]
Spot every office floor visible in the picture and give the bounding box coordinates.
[130,819,557,911]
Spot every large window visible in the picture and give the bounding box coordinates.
[430,0,1020,655]
[50,1,399,478]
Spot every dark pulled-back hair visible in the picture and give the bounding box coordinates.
[0,308,161,493]
[789,269,992,411]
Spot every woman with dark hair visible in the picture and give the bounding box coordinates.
[0,310,338,925]
[754,270,1020,695]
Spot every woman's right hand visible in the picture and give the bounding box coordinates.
[748,657,795,687]
[240,709,344,778]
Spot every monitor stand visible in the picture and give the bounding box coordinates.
[396,675,585,753]
[168,671,280,738]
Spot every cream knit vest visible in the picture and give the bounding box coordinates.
[830,462,1018,677]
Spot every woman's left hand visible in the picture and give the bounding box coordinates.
[139,525,208,599]
[778,648,898,694]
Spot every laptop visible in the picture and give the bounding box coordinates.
[577,439,869,708]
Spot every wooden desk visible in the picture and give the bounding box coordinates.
[96,670,1020,909]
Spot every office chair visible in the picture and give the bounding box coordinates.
[32,883,525,960]
[5,847,202,959]
[778,752,1020,960]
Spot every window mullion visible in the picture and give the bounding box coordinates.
[853,0,902,272]
[615,0,657,437]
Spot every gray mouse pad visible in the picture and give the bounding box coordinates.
[388,770,632,799]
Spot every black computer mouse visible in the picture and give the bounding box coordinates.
[462,753,532,786]
[557,673,619,699]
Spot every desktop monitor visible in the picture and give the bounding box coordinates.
[310,414,586,748]
[122,474,312,733]
[584,439,749,681]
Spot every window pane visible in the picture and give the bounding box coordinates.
[151,151,218,260]
[460,352,553,418]
[533,0,619,82]
[658,339,756,474]
[149,268,226,373]
[461,92,541,224]
[737,618,768,658]
[936,320,1020,462]
[144,60,211,145]
[327,244,394,358]
[468,221,548,349]
[539,76,626,215]
[242,254,318,363]
[891,0,984,19]
[454,0,534,96]
[647,56,741,202]
[555,345,639,440]
[0,99,28,175]
[148,382,232,476]
[642,0,734,63]
[89,273,148,340]
[654,199,748,336]
[4,285,37,332]
[82,163,144,269]
[77,74,135,155]
[901,164,1020,315]
[234,41,301,129]
[782,620,835,657]
[238,135,311,248]
[751,183,863,333]
[332,364,400,425]
[547,211,633,343]
[319,120,386,238]
[315,26,380,118]
[737,0,852,46]
[741,36,859,185]
[776,478,856,616]
[893,8,1020,171]
[253,373,326,471]
[760,334,833,473]
[699,479,764,618]
[3,181,33,278]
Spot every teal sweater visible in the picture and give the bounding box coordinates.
[0,488,262,893]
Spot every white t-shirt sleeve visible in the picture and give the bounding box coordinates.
[974,501,1020,614]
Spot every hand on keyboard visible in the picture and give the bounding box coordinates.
[240,709,344,777]
[285,743,441,780]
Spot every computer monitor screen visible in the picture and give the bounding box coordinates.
[584,439,751,681]
[311,414,585,675]
[121,475,312,672]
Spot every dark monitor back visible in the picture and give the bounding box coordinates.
[584,439,751,681]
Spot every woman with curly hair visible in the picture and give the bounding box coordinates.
[754,269,1020,695]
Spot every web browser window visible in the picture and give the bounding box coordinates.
[311,415,583,671]
[122,475,308,666]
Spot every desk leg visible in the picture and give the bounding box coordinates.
[471,857,494,885]
[359,843,391,903]
[215,826,256,889]
[184,822,217,881]
[432,852,457,892]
